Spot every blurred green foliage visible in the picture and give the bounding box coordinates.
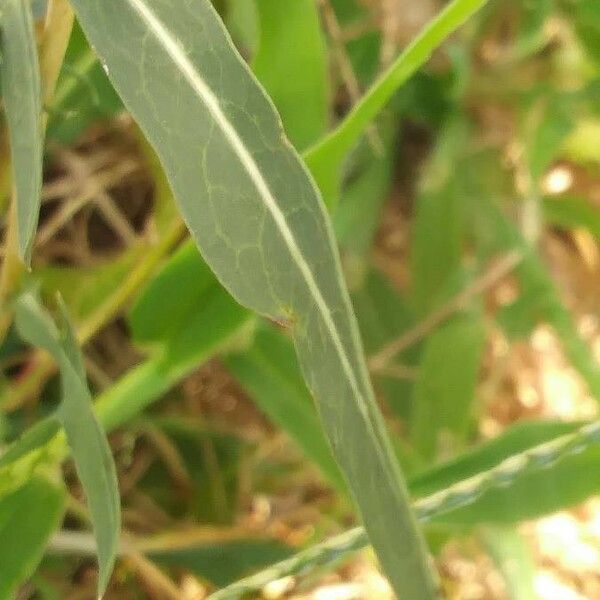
[1,0,600,597]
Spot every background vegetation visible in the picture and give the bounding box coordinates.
[1,0,600,598]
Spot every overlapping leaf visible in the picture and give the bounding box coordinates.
[0,0,43,262]
[15,294,120,597]
[67,0,437,595]
[208,419,600,600]
[305,0,490,208]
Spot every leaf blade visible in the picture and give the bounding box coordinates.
[304,0,489,200]
[15,294,120,597]
[207,419,600,600]
[410,314,485,461]
[0,0,44,262]
[68,0,437,596]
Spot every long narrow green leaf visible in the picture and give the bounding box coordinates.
[252,0,329,150]
[409,420,581,498]
[304,0,489,206]
[0,476,66,599]
[148,538,293,587]
[0,251,250,474]
[14,294,120,597]
[208,419,600,600]
[0,0,44,262]
[69,0,437,596]
[129,240,225,347]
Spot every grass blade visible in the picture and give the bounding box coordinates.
[0,416,61,470]
[148,538,293,587]
[0,0,44,262]
[15,294,120,597]
[69,0,437,596]
[304,0,489,203]
[410,117,469,315]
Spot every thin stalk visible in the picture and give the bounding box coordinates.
[40,0,75,128]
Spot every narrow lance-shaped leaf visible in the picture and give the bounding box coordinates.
[304,0,490,207]
[0,0,44,262]
[15,294,120,598]
[68,0,438,596]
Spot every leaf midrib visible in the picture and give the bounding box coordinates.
[126,0,371,421]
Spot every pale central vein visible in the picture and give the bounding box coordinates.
[127,0,372,420]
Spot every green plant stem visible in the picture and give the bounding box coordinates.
[207,420,600,600]
[96,356,191,432]
[0,134,12,216]
[304,0,489,170]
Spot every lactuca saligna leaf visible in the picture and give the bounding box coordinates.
[0,0,44,262]
[15,294,120,598]
[68,0,437,596]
